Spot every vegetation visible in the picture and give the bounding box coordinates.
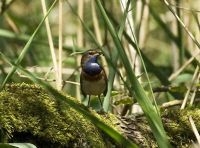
[0,0,200,147]
[0,83,106,147]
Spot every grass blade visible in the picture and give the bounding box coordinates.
[0,0,57,90]
[0,52,138,147]
[95,0,171,147]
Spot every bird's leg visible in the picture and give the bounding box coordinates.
[87,95,91,107]
[97,95,106,114]
[98,95,103,110]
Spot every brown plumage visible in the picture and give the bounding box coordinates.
[80,49,107,107]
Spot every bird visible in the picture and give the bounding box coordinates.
[80,49,107,109]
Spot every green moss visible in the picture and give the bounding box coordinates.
[0,83,106,147]
[162,107,200,147]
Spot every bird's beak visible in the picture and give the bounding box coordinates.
[94,51,102,56]
[97,51,103,56]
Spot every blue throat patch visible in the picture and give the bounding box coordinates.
[83,56,102,76]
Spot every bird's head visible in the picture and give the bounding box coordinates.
[81,49,102,67]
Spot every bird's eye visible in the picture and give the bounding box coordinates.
[88,51,93,55]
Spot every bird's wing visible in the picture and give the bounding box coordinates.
[80,72,87,98]
[102,69,108,96]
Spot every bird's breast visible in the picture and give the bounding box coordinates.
[81,71,107,95]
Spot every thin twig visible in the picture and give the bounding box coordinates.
[161,100,183,108]
[190,72,200,105]
[167,2,200,13]
[1,66,75,74]
[181,66,199,110]
[163,0,200,50]
[4,13,19,33]
[161,99,200,109]
[168,50,200,81]
[189,116,200,146]
[17,71,80,86]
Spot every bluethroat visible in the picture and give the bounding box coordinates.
[80,49,107,108]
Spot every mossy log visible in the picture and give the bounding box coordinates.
[0,83,199,147]
[0,83,110,148]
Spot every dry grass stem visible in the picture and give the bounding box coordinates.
[168,50,200,81]
[41,0,59,89]
[189,116,200,146]
[58,0,63,90]
[181,66,199,110]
